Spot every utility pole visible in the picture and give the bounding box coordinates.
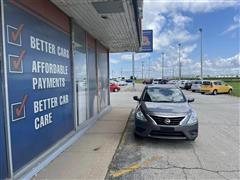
[141,61,144,80]
[148,57,150,79]
[132,52,135,90]
[161,52,164,79]
[172,66,174,79]
[112,70,114,78]
[199,28,203,80]
[178,43,181,80]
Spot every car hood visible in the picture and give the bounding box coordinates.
[141,101,191,117]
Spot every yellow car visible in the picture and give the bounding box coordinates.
[200,80,233,95]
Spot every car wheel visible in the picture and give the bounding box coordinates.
[192,90,195,92]
[201,92,205,94]
[212,90,217,95]
[228,89,232,94]
[134,132,143,139]
[114,88,118,92]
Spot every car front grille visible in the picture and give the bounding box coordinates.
[150,116,185,126]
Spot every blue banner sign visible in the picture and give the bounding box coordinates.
[139,30,153,52]
[4,2,74,171]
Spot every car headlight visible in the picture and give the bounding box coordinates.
[136,109,147,122]
[187,111,198,125]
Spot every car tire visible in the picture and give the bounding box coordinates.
[192,90,195,92]
[201,92,205,94]
[212,90,217,95]
[134,132,143,139]
[228,89,232,94]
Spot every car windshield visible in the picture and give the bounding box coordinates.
[193,81,201,84]
[143,87,186,103]
[203,81,211,85]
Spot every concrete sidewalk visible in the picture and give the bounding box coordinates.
[34,107,131,180]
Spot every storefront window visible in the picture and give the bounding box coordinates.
[87,35,98,118]
[97,43,109,111]
[73,24,88,126]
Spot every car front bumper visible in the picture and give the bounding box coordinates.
[191,87,201,91]
[135,118,198,140]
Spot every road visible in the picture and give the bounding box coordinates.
[106,84,240,180]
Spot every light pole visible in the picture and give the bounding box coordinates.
[161,52,164,79]
[199,28,203,80]
[178,43,181,80]
[132,52,135,90]
[148,57,150,78]
[141,61,144,80]
[172,66,174,79]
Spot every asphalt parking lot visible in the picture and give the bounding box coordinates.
[106,84,240,180]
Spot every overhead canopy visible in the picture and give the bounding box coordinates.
[51,0,143,52]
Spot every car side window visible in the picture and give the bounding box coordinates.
[214,82,218,85]
[217,81,222,85]
[220,81,225,85]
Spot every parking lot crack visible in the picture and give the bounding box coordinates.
[143,165,239,174]
[217,172,230,180]
[182,168,188,180]
[191,144,203,168]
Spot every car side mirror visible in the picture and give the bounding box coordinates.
[188,97,194,103]
[133,96,140,101]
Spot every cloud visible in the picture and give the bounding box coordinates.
[110,59,120,64]
[171,12,192,28]
[154,43,197,67]
[110,1,239,78]
[143,3,200,51]
[120,53,150,61]
[214,53,240,68]
[221,14,240,35]
[143,0,239,53]
[120,54,132,61]
[143,1,238,15]
[150,52,240,77]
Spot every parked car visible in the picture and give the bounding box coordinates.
[200,80,233,95]
[191,80,203,92]
[177,80,188,89]
[112,79,128,86]
[109,83,120,92]
[152,79,160,84]
[118,80,128,86]
[152,79,168,84]
[143,79,153,84]
[133,84,198,141]
[184,80,192,90]
[110,80,118,85]
[167,80,178,85]
[126,79,133,83]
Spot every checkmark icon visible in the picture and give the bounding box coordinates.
[15,95,28,118]
[12,50,26,70]
[11,24,24,43]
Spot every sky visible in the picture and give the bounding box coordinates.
[110,0,240,79]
